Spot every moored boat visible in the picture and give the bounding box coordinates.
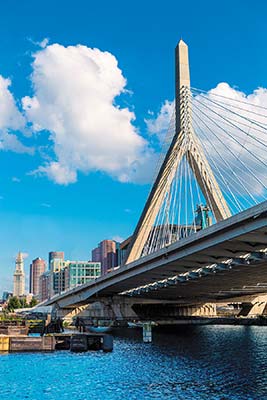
[88,326,112,333]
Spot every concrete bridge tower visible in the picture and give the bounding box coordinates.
[125,40,231,265]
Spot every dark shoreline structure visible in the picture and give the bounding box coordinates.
[0,320,113,353]
[0,333,113,353]
[0,321,29,336]
[152,316,267,327]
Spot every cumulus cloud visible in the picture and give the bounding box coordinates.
[0,76,33,154]
[1,40,266,196]
[112,235,124,243]
[145,100,174,141]
[22,43,152,184]
[39,38,49,48]
[35,162,77,185]
[0,76,24,130]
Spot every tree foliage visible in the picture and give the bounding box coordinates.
[7,296,38,311]
[7,296,21,311]
[29,297,38,308]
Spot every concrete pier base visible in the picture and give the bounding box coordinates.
[143,322,152,343]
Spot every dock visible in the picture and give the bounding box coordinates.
[0,332,113,353]
[54,332,113,352]
[0,317,113,353]
[0,335,55,352]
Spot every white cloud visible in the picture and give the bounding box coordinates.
[112,235,124,243]
[40,203,51,208]
[39,38,49,48]
[145,100,174,140]
[0,131,33,154]
[23,43,151,184]
[35,162,77,185]
[0,76,33,154]
[27,37,49,49]
[12,177,20,183]
[0,76,25,130]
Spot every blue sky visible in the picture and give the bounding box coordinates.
[0,0,266,294]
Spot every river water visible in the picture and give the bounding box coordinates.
[0,325,267,399]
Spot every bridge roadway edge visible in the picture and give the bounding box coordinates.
[45,201,267,309]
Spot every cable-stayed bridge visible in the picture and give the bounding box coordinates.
[45,41,267,326]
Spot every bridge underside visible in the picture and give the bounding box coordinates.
[124,258,267,302]
[46,202,267,309]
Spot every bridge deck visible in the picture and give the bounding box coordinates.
[46,201,267,308]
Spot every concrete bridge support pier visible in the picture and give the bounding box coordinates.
[143,322,153,343]
[237,295,267,317]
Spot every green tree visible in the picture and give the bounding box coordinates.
[29,297,38,308]
[20,297,28,308]
[7,296,21,311]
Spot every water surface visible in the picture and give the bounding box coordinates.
[0,325,266,399]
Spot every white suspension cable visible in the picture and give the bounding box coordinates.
[191,114,243,213]
[192,106,263,205]
[192,100,267,193]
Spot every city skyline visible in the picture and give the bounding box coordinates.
[1,0,267,294]
[3,237,120,295]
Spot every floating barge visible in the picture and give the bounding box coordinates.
[54,333,113,352]
[0,335,54,352]
[0,325,29,336]
[0,319,29,336]
[0,332,113,353]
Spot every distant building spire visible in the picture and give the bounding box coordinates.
[13,252,25,297]
[17,251,23,263]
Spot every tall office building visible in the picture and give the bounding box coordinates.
[13,252,25,297]
[48,251,65,296]
[29,257,46,297]
[39,272,50,302]
[92,240,117,275]
[92,247,101,263]
[64,261,101,290]
[2,291,12,302]
[49,251,64,271]
[117,238,130,266]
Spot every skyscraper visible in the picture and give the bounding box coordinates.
[49,251,64,271]
[92,240,117,275]
[29,257,46,297]
[39,272,50,302]
[48,251,65,295]
[13,252,25,297]
[92,247,101,263]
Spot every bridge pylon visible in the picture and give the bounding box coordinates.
[125,40,231,265]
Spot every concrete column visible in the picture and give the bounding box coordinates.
[247,302,267,317]
[143,322,152,343]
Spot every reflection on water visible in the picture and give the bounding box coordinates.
[0,326,267,399]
